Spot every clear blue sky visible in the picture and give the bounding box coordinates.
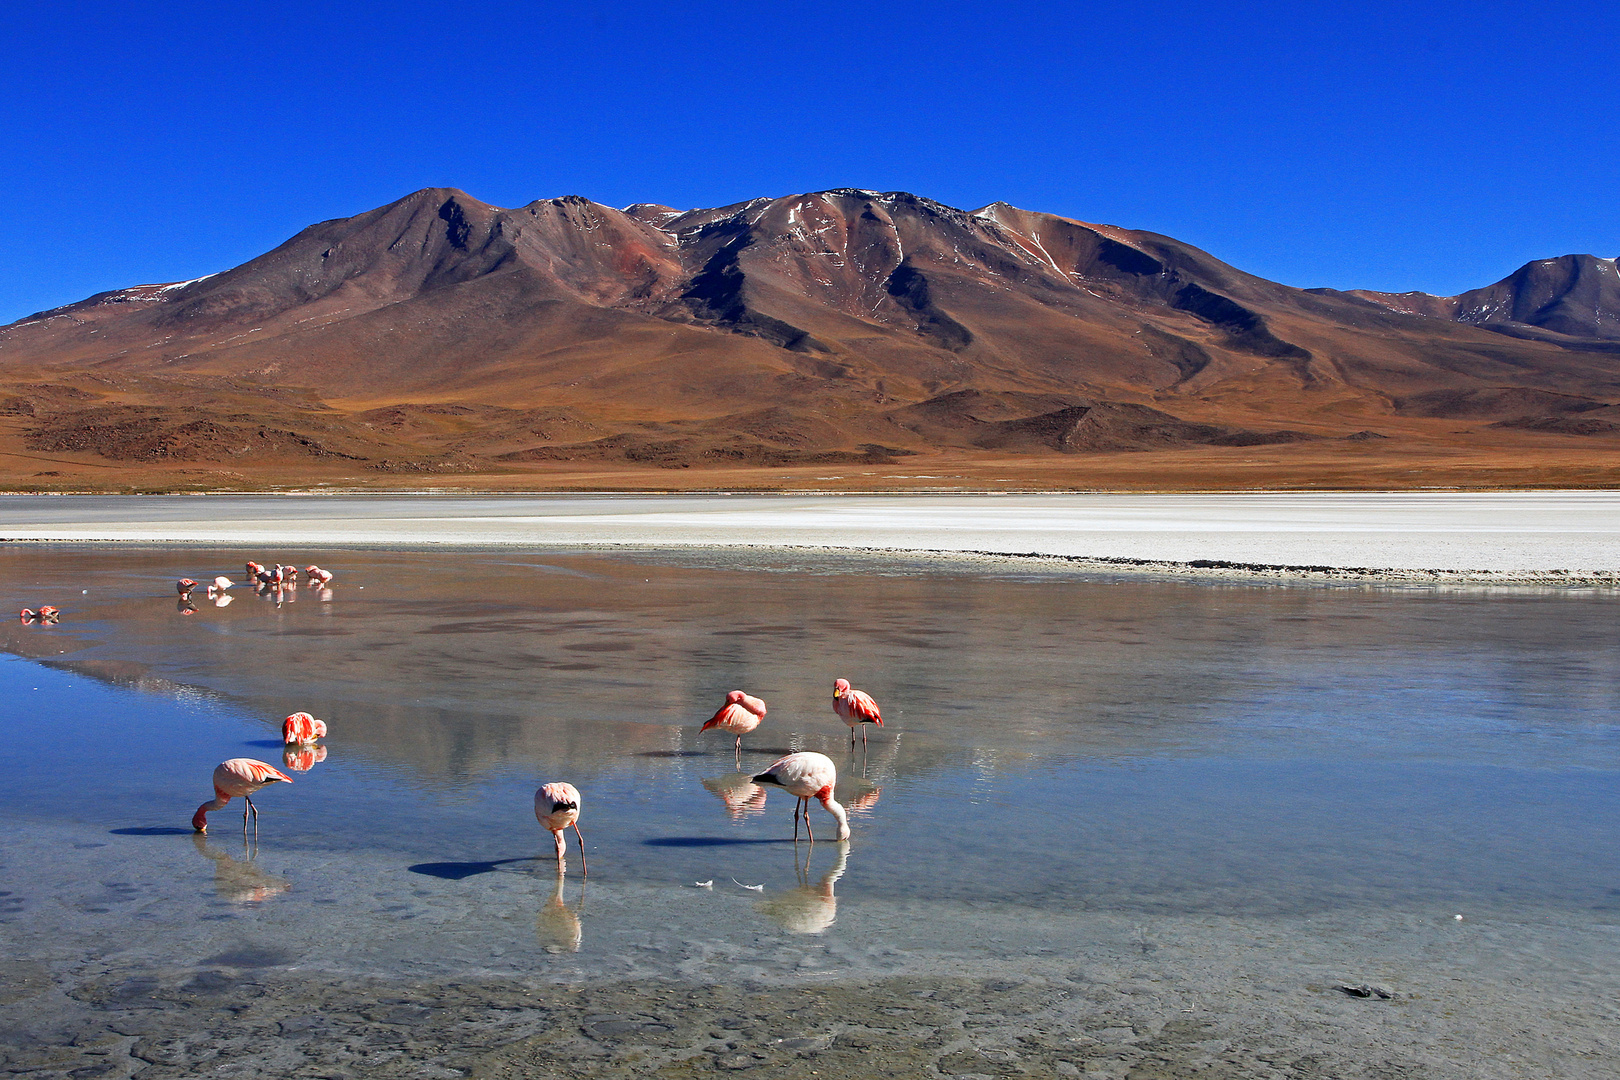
[2,1,1616,322]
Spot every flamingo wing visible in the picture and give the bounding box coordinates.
[847,689,882,725]
[701,703,746,732]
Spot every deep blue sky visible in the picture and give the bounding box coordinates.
[2,1,1616,323]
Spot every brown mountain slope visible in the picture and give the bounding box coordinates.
[3,187,1620,490]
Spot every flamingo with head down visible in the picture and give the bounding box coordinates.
[753,752,850,843]
[192,758,292,834]
[535,782,587,876]
[282,712,328,745]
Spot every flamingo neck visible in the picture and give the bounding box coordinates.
[192,790,232,831]
[819,795,851,841]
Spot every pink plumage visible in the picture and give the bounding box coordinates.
[753,751,850,842]
[700,690,767,761]
[192,758,292,833]
[832,678,883,748]
[282,712,328,744]
[535,782,587,875]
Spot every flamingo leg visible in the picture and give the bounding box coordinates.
[792,797,801,841]
[862,725,868,747]
[734,735,742,767]
[572,822,588,878]
[850,726,855,749]
[804,801,815,845]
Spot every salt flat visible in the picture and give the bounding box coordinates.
[3,491,1620,574]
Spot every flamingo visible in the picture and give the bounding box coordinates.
[208,576,234,594]
[176,578,198,596]
[35,606,59,622]
[305,565,334,586]
[278,565,300,586]
[282,712,327,744]
[832,678,883,748]
[753,752,850,842]
[535,782,587,876]
[192,758,292,834]
[700,690,767,762]
[245,561,264,582]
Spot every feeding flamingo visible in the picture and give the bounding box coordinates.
[700,690,767,762]
[535,782,587,876]
[245,561,264,582]
[753,752,850,843]
[282,712,327,744]
[304,565,334,586]
[208,576,234,594]
[191,758,292,834]
[832,678,883,748]
[176,578,198,596]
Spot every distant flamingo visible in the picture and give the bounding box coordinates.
[208,576,234,593]
[304,565,333,586]
[535,782,587,876]
[832,678,883,748]
[753,752,850,842]
[176,578,198,596]
[192,758,292,834]
[282,712,327,744]
[278,565,300,586]
[701,690,767,762]
[34,606,59,622]
[245,561,264,581]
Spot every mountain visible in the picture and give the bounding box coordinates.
[1350,254,1620,343]
[2,187,1619,488]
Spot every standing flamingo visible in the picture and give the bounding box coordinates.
[176,578,198,596]
[832,678,883,748]
[535,782,587,876]
[700,690,767,762]
[191,758,292,834]
[304,565,334,586]
[753,752,850,843]
[282,712,328,744]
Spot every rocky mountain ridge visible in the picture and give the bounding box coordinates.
[2,187,1618,479]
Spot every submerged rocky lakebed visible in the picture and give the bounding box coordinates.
[2,543,1619,1078]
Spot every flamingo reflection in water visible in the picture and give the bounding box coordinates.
[283,743,328,772]
[190,834,291,904]
[701,773,767,820]
[757,841,850,935]
[536,872,584,953]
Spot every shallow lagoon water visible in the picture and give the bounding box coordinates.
[3,545,1620,1075]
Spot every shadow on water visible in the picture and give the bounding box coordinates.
[634,751,708,758]
[407,857,536,880]
[644,837,797,847]
[244,739,286,749]
[110,827,195,836]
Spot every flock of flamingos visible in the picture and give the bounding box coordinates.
[177,561,887,878]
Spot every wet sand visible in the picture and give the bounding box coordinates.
[4,490,1620,581]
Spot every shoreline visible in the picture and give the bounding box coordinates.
[5,536,1620,587]
[5,489,1620,585]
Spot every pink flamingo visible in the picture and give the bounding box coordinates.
[208,576,234,594]
[701,690,767,762]
[304,565,334,586]
[535,782,587,876]
[192,758,293,834]
[282,712,327,744]
[753,752,850,843]
[34,606,59,622]
[832,678,883,748]
[176,578,198,596]
[245,561,264,581]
